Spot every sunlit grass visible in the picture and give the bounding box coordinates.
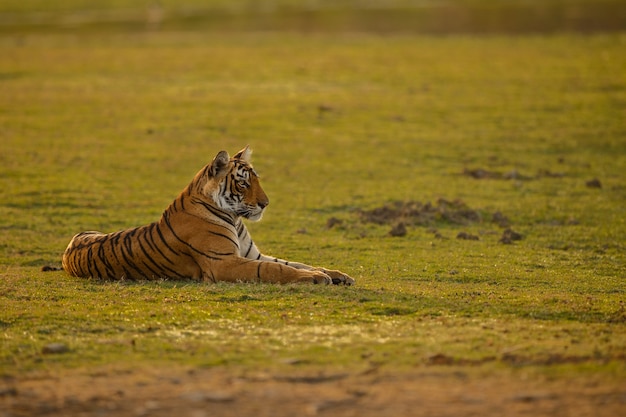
[0,32,625,379]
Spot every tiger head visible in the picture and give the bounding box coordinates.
[203,146,269,221]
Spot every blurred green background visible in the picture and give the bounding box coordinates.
[1,0,625,34]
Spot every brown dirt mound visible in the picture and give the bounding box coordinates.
[360,199,481,227]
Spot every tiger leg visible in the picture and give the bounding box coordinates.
[236,221,354,285]
[254,255,355,285]
[203,257,332,284]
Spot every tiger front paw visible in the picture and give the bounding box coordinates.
[308,270,332,285]
[320,269,355,286]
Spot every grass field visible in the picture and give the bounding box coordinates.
[1,4,625,415]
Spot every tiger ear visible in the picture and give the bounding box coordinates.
[209,150,230,178]
[233,145,252,163]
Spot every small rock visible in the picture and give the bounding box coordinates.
[41,265,62,272]
[389,222,407,237]
[492,211,510,228]
[586,178,602,188]
[464,168,500,179]
[457,232,479,241]
[317,104,336,119]
[499,228,523,244]
[326,217,342,229]
[42,343,69,354]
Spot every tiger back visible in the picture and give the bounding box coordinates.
[62,146,355,285]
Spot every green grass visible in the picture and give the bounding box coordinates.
[1,30,625,379]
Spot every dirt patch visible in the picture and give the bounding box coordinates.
[2,366,624,417]
[463,167,604,192]
[359,199,482,227]
[462,168,567,181]
[462,168,533,180]
[354,199,523,243]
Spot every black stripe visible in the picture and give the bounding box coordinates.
[160,263,187,279]
[122,265,134,280]
[162,212,222,261]
[97,239,116,278]
[154,220,182,257]
[122,230,136,259]
[119,231,149,278]
[138,257,164,279]
[191,198,236,225]
[244,240,254,257]
[88,245,104,278]
[80,250,89,277]
[206,269,217,283]
[136,233,166,273]
[85,246,94,276]
[207,229,239,249]
[145,223,176,265]
[72,247,87,277]
[193,166,211,193]
[109,232,125,277]
[72,248,84,277]
[136,230,186,279]
[141,224,158,252]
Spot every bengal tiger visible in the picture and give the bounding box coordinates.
[62,146,354,285]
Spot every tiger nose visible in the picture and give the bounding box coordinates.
[258,199,269,209]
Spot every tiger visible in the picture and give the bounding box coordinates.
[62,146,355,285]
